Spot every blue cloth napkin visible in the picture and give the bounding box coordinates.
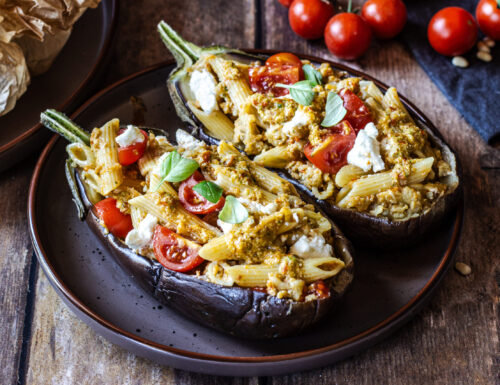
[401,0,500,143]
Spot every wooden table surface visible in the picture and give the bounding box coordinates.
[1,1,499,384]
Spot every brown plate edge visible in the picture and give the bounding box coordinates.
[0,0,118,159]
[27,57,464,365]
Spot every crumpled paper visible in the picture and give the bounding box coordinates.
[0,40,30,116]
[0,0,100,116]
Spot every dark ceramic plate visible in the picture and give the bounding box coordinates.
[28,61,463,376]
[0,0,117,173]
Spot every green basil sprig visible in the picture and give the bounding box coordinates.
[276,80,316,106]
[193,181,223,203]
[302,64,322,86]
[218,196,248,224]
[154,150,199,190]
[321,92,347,127]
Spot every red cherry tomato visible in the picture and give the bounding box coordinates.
[361,0,407,39]
[248,52,304,96]
[288,0,335,39]
[427,7,478,56]
[94,197,133,239]
[153,225,204,272]
[278,0,294,7]
[117,128,148,166]
[476,0,500,40]
[324,13,372,60]
[304,121,356,174]
[178,171,225,214]
[339,89,372,131]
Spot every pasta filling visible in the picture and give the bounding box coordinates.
[184,55,453,221]
[69,125,345,302]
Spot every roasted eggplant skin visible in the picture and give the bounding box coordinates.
[74,170,354,339]
[158,22,461,249]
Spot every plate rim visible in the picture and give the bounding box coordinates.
[28,57,464,365]
[0,0,118,156]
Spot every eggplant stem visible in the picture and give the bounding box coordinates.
[40,109,90,145]
[158,21,201,67]
[65,160,86,220]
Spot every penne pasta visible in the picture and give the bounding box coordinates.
[66,143,94,168]
[187,101,234,142]
[253,145,294,169]
[301,257,345,282]
[90,119,123,195]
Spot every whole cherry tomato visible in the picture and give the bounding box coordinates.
[304,121,356,174]
[153,226,204,272]
[116,128,148,166]
[278,0,294,7]
[476,0,500,40]
[427,7,478,56]
[289,0,335,39]
[94,197,133,239]
[248,52,303,96]
[178,171,225,214]
[361,0,407,39]
[324,12,372,60]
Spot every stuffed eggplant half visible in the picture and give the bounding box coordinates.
[158,22,461,248]
[40,109,354,339]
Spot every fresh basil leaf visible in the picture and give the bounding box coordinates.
[302,64,322,86]
[218,196,248,224]
[193,181,223,203]
[321,92,347,127]
[276,80,316,106]
[154,150,199,190]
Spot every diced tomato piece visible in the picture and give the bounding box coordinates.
[304,121,356,174]
[178,171,225,214]
[153,226,204,272]
[339,89,372,132]
[248,52,304,97]
[117,128,148,166]
[94,197,133,239]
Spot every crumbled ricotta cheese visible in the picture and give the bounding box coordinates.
[347,122,385,172]
[189,69,218,113]
[175,129,203,151]
[282,108,311,135]
[290,234,333,259]
[237,197,278,215]
[217,219,234,234]
[115,125,144,147]
[125,214,158,250]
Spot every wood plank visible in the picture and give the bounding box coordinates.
[103,0,256,84]
[0,157,38,385]
[22,0,259,384]
[263,1,499,384]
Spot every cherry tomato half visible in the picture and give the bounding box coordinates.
[476,0,500,40]
[178,171,225,214]
[361,0,407,39]
[304,121,356,174]
[289,0,335,40]
[153,225,204,272]
[277,0,294,7]
[94,197,133,239]
[249,52,303,96]
[117,128,148,166]
[339,89,373,132]
[324,13,372,60]
[427,7,478,56]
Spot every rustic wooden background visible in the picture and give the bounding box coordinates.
[1,0,498,384]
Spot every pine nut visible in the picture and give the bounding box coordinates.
[451,56,469,68]
[477,51,492,62]
[455,262,471,276]
[483,37,495,48]
[477,41,490,53]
